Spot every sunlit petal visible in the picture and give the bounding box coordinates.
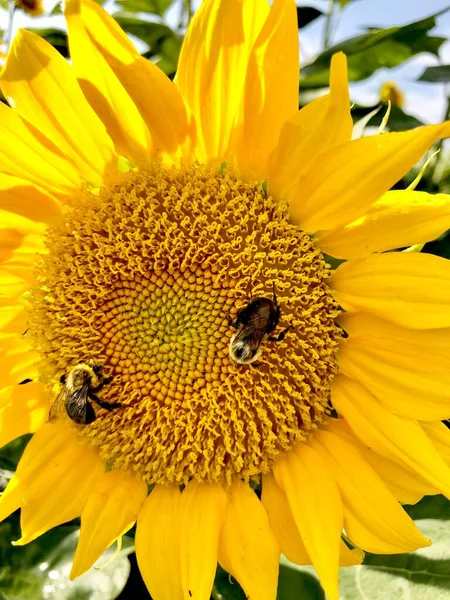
[330,252,450,329]
[218,480,279,600]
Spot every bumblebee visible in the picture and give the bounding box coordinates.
[49,362,121,425]
[228,283,289,364]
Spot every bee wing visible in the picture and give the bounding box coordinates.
[66,383,95,425]
[235,313,268,352]
[49,386,69,421]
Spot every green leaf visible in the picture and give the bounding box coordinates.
[113,15,180,56]
[0,525,134,600]
[153,35,182,77]
[352,104,423,132]
[114,0,173,16]
[418,65,450,83]
[301,10,448,88]
[0,435,30,479]
[277,564,325,600]
[338,0,364,7]
[281,514,450,600]
[24,28,68,57]
[423,214,450,251]
[340,519,450,599]
[406,495,450,521]
[213,566,247,600]
[296,7,323,29]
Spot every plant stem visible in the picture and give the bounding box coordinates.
[211,587,223,600]
[322,0,335,50]
[185,0,192,25]
[429,83,450,192]
[6,0,16,52]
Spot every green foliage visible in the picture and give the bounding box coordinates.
[406,495,450,521]
[352,104,423,132]
[277,565,325,600]
[339,519,450,599]
[418,65,450,83]
[0,435,30,477]
[113,15,182,75]
[277,497,450,600]
[337,0,362,7]
[213,566,247,599]
[301,11,447,88]
[0,523,134,600]
[115,0,173,16]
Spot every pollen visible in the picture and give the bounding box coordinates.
[29,164,341,485]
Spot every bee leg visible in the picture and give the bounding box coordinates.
[60,374,66,384]
[227,315,239,329]
[91,376,113,393]
[88,392,122,411]
[84,401,97,425]
[268,326,290,343]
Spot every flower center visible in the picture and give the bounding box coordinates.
[30,164,341,485]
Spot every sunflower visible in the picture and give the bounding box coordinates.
[1,0,450,598]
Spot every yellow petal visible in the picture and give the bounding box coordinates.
[0,265,34,301]
[0,101,82,198]
[176,0,269,163]
[178,482,227,600]
[0,211,46,264]
[135,485,183,600]
[290,124,446,233]
[268,52,352,199]
[311,428,430,553]
[0,174,61,224]
[0,300,28,336]
[2,29,117,187]
[233,0,300,178]
[361,443,439,505]
[262,472,363,567]
[15,423,104,545]
[0,424,72,523]
[338,312,450,420]
[339,542,364,567]
[13,422,104,544]
[70,470,147,579]
[332,375,450,499]
[0,382,48,449]
[318,190,450,260]
[330,252,450,329]
[218,480,279,600]
[422,421,450,466]
[65,0,189,162]
[64,0,153,165]
[262,472,310,565]
[273,444,342,600]
[331,418,438,504]
[0,335,39,385]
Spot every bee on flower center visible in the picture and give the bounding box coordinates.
[49,361,121,425]
[228,283,290,365]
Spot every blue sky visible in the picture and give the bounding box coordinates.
[2,0,450,124]
[297,0,450,124]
